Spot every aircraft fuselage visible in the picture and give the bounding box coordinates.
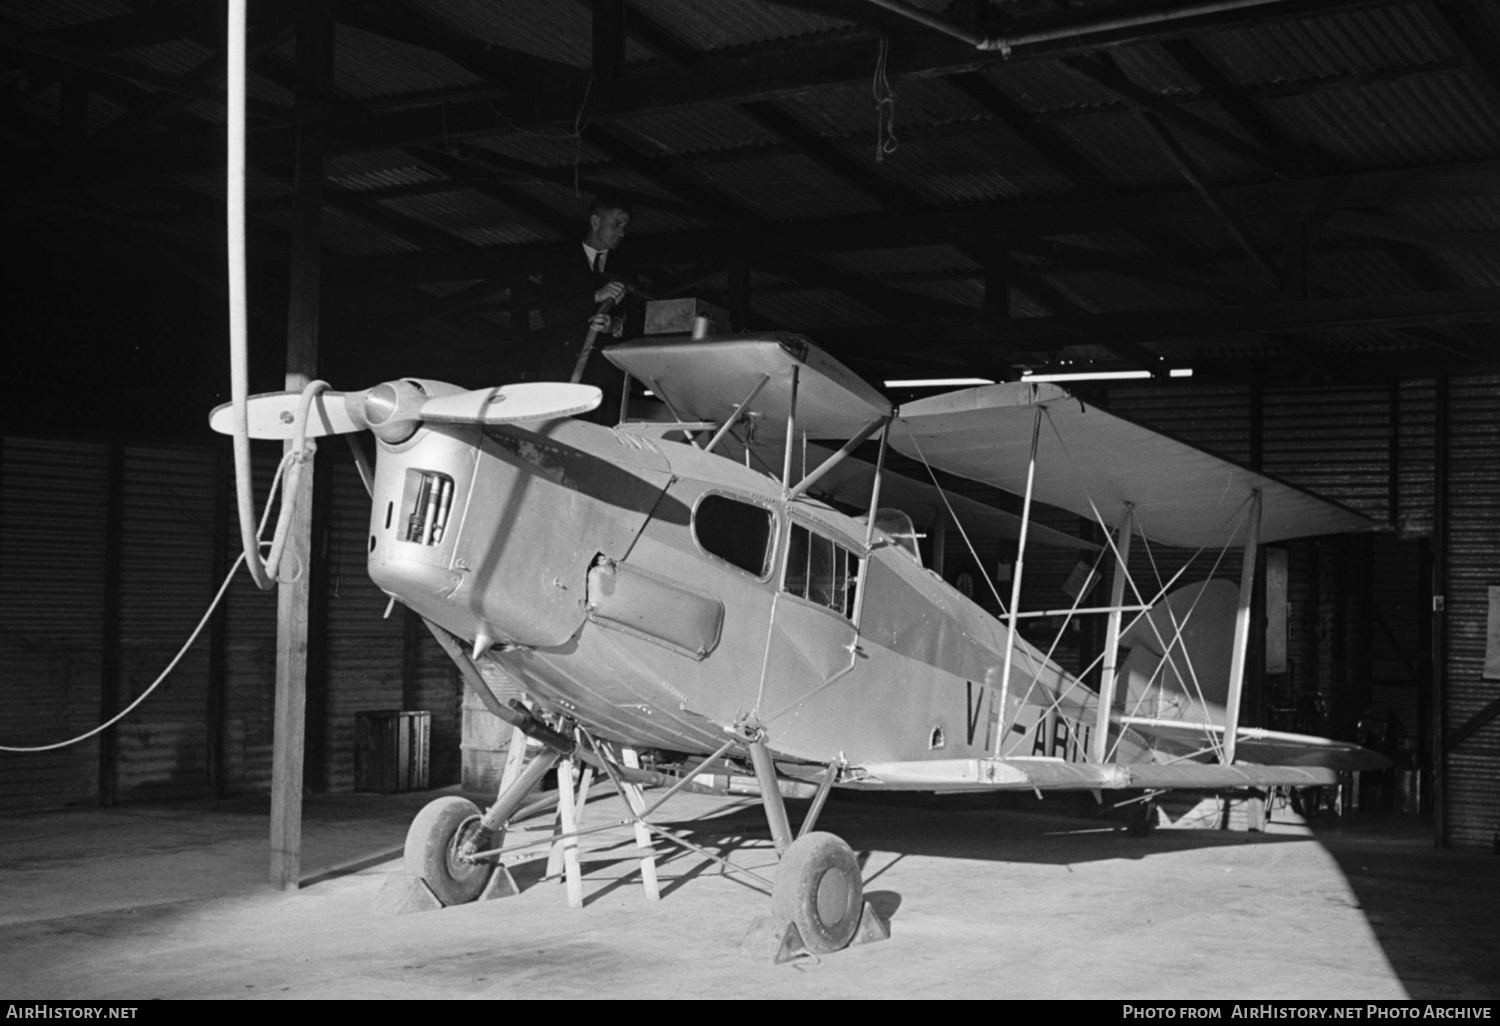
[366,416,1141,771]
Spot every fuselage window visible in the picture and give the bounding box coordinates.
[693,494,773,578]
[784,523,859,620]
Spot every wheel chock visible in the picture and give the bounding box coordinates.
[478,865,521,901]
[370,872,445,915]
[850,900,891,946]
[739,915,816,965]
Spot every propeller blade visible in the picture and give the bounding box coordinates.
[208,390,363,439]
[417,383,602,425]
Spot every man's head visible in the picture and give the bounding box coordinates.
[585,192,631,252]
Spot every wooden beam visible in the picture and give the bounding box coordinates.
[1063,55,1287,174]
[121,0,1400,169]
[592,0,628,82]
[207,443,230,799]
[270,1,333,893]
[1139,111,1281,286]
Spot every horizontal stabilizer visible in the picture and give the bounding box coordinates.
[1120,718,1391,772]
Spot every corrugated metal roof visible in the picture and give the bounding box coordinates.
[678,151,886,220]
[1202,2,1450,84]
[827,245,978,275]
[116,37,217,78]
[607,105,781,155]
[1310,246,1423,297]
[467,129,614,169]
[626,0,858,52]
[983,60,1124,115]
[403,0,649,69]
[875,127,1070,202]
[775,76,995,137]
[1267,72,1500,167]
[333,23,486,100]
[752,287,891,328]
[379,191,546,248]
[0,0,124,30]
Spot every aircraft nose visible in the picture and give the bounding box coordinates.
[359,381,423,443]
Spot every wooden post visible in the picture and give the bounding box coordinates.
[620,747,660,901]
[206,445,230,799]
[551,757,586,908]
[270,3,332,891]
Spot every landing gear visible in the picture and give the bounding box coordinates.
[1125,797,1158,837]
[404,796,496,905]
[772,832,864,954]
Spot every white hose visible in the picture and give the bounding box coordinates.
[226,0,270,590]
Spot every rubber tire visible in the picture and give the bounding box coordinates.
[1291,786,1322,820]
[404,796,496,906]
[772,832,863,955]
[1125,800,1157,837]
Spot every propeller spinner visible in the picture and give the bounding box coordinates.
[209,380,603,443]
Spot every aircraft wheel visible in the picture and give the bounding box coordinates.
[1125,799,1157,837]
[404,796,495,906]
[1290,786,1320,820]
[772,832,863,954]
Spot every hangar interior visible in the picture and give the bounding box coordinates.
[1,0,1499,1000]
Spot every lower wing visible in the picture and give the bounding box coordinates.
[847,724,1388,792]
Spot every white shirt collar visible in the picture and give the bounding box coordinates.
[582,242,606,271]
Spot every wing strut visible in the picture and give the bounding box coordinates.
[994,405,1043,756]
[705,373,771,454]
[1091,504,1135,765]
[789,415,888,500]
[781,365,800,493]
[1222,489,1262,764]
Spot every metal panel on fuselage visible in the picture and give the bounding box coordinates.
[487,432,787,754]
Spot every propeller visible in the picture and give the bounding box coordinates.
[209,380,602,443]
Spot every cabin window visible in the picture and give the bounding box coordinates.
[784,523,859,620]
[693,494,773,578]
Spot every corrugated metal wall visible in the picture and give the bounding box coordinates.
[0,434,463,812]
[0,438,109,810]
[321,460,406,792]
[1444,374,1500,850]
[114,445,217,800]
[219,451,281,795]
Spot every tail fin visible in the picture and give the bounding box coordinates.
[1115,579,1239,725]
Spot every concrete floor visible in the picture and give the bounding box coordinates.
[1,787,1496,1000]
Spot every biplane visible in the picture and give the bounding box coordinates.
[212,324,1387,957]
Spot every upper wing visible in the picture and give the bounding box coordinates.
[894,382,1376,547]
[604,332,892,444]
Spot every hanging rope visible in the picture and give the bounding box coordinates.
[873,34,898,163]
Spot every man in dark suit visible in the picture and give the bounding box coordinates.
[532,193,637,411]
